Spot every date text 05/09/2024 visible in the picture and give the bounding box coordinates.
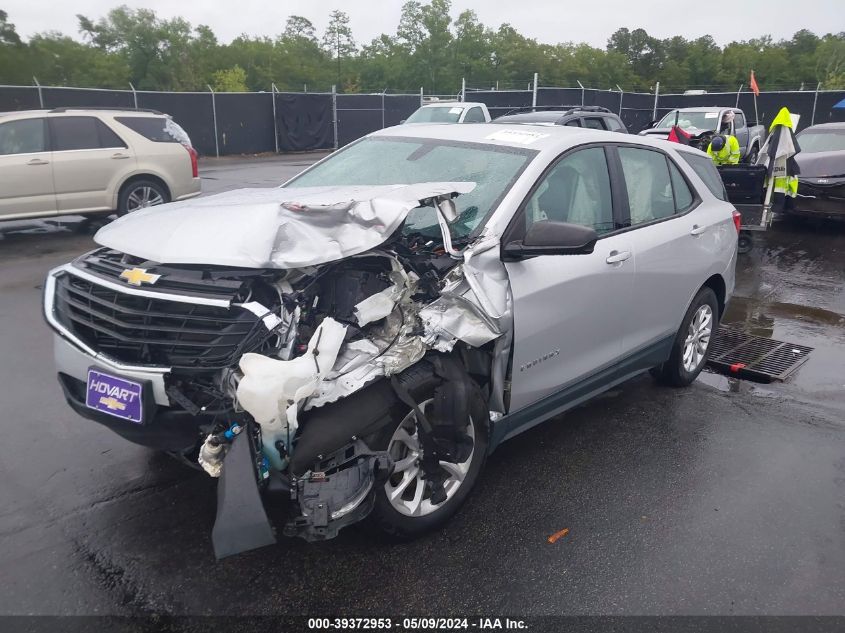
[307,617,528,630]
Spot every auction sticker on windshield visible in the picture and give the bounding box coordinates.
[86,369,144,423]
[485,129,550,145]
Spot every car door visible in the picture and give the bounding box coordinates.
[49,116,133,214]
[611,145,713,352]
[0,117,56,219]
[504,145,635,411]
[732,110,748,154]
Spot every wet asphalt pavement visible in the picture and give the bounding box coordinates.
[0,156,843,617]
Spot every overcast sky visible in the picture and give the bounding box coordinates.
[4,0,842,47]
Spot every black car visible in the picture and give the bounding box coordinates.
[494,106,628,133]
[789,122,845,220]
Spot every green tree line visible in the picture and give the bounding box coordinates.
[1,2,844,93]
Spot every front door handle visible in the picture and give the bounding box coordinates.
[606,250,631,264]
[690,224,707,236]
[111,153,130,160]
[27,158,49,166]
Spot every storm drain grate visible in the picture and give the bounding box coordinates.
[707,326,813,383]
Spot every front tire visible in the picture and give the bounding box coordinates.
[118,180,169,216]
[653,287,719,387]
[366,363,487,540]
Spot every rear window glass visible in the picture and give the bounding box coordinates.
[678,151,727,201]
[115,116,191,145]
[50,116,127,151]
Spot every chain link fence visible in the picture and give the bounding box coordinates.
[2,79,843,155]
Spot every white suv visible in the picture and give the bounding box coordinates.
[0,108,201,221]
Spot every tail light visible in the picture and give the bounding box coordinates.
[732,209,742,233]
[185,145,198,178]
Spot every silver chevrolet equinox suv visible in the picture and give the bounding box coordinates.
[0,107,200,221]
[44,123,738,557]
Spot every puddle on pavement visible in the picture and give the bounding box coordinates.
[696,370,781,398]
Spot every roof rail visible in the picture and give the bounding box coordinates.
[48,107,164,115]
[498,105,612,117]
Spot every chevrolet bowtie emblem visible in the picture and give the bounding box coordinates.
[119,267,161,286]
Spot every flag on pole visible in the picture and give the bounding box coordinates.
[667,125,692,145]
[750,70,760,97]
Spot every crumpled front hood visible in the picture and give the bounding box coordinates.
[795,150,845,179]
[94,182,475,269]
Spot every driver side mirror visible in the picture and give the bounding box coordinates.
[502,220,598,260]
[646,119,659,129]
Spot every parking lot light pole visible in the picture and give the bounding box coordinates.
[419,87,423,107]
[461,78,466,102]
[532,72,538,109]
[207,84,220,158]
[735,83,744,108]
[129,82,138,109]
[577,80,585,106]
[616,84,624,116]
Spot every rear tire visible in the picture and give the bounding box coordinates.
[117,180,169,216]
[653,287,719,387]
[365,362,487,540]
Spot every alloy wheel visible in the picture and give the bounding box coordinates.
[126,186,165,211]
[384,399,475,517]
[683,304,713,372]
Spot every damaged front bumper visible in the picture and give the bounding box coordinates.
[43,182,515,557]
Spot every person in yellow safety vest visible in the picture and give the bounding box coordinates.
[706,134,741,165]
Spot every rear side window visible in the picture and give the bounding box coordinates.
[678,151,727,201]
[564,119,581,127]
[50,116,127,151]
[734,111,746,129]
[0,118,46,155]
[668,160,695,212]
[583,117,607,130]
[618,147,676,225]
[115,116,189,144]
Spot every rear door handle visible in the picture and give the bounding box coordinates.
[27,158,49,166]
[111,153,130,160]
[606,250,631,264]
[690,224,707,236]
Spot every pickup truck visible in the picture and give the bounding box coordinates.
[403,101,491,124]
[639,107,766,164]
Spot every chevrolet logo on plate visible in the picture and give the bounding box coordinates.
[119,267,161,286]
